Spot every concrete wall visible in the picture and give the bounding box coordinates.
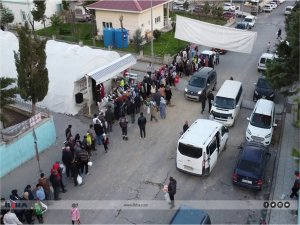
[0,117,56,178]
[95,4,165,39]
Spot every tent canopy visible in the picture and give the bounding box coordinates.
[175,15,257,54]
[87,54,137,84]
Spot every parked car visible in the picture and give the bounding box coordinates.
[223,3,236,11]
[253,76,275,101]
[263,4,273,13]
[235,6,252,18]
[184,67,217,101]
[257,53,275,72]
[232,142,271,191]
[235,22,250,30]
[223,11,236,20]
[170,205,211,224]
[284,6,294,15]
[244,15,256,28]
[270,2,278,9]
[246,99,277,146]
[211,48,227,54]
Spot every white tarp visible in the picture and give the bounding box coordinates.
[0,30,120,115]
[175,15,257,54]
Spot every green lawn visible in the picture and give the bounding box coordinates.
[36,14,226,57]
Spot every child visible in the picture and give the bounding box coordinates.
[71,203,80,224]
[103,133,109,153]
[34,198,44,224]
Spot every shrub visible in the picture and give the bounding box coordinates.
[132,28,143,52]
[153,29,161,39]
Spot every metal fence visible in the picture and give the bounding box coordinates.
[1,99,50,142]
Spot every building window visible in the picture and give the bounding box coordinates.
[155,16,161,24]
[102,22,113,28]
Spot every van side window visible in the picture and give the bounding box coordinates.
[221,126,227,136]
[207,77,211,85]
[207,138,217,155]
[235,86,243,106]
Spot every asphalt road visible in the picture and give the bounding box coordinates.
[1,3,289,224]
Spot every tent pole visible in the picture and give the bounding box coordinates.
[85,75,91,116]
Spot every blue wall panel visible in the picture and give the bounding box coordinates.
[0,117,56,177]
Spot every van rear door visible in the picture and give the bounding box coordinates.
[206,138,218,173]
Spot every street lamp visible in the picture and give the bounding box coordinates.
[151,0,154,63]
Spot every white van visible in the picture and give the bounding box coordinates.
[211,80,243,127]
[284,6,294,15]
[176,119,229,176]
[257,53,275,72]
[200,50,216,65]
[246,99,277,146]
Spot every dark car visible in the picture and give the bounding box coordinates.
[184,67,217,101]
[235,22,250,30]
[232,142,271,191]
[253,77,275,101]
[211,48,227,54]
[170,205,211,224]
[223,11,236,20]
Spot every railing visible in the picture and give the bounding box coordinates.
[1,99,50,142]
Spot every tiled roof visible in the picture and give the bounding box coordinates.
[87,0,170,12]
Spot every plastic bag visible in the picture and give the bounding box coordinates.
[88,161,93,167]
[77,175,83,185]
[59,164,66,174]
[147,106,150,114]
[164,192,171,203]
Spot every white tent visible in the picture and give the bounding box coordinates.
[175,15,257,54]
[0,30,132,115]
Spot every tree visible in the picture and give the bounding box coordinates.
[265,5,299,96]
[132,28,143,53]
[14,22,49,115]
[0,77,18,122]
[183,1,190,13]
[50,14,62,35]
[30,0,46,30]
[203,2,211,17]
[0,7,14,29]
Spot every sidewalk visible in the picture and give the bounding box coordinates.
[268,96,299,224]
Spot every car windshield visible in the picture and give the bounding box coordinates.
[188,76,206,88]
[214,96,235,109]
[244,18,252,22]
[178,143,202,159]
[250,113,272,129]
[238,159,261,176]
[257,78,272,89]
[260,58,267,64]
[236,23,245,29]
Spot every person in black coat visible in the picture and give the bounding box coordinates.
[134,94,141,114]
[200,94,207,114]
[62,146,74,177]
[9,190,24,222]
[206,91,214,113]
[137,112,147,138]
[105,105,114,132]
[50,170,61,200]
[168,177,177,208]
[165,86,172,106]
[23,185,34,200]
[127,100,136,124]
[94,120,104,145]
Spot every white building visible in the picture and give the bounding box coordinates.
[0,0,62,30]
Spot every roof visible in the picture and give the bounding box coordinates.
[170,205,209,224]
[201,50,215,55]
[216,80,242,99]
[242,143,267,163]
[179,119,221,147]
[193,67,214,78]
[86,0,170,13]
[261,53,274,59]
[254,99,274,115]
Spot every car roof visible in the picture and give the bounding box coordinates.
[254,99,274,115]
[216,80,242,99]
[260,53,274,59]
[201,50,215,55]
[245,15,254,19]
[286,6,294,9]
[170,205,208,224]
[241,143,267,163]
[265,4,272,6]
[192,67,214,78]
[179,119,221,147]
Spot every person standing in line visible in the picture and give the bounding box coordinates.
[62,145,74,178]
[207,91,214,113]
[277,28,282,39]
[93,120,104,146]
[105,105,114,133]
[38,173,51,200]
[150,101,158,122]
[215,51,220,65]
[168,177,177,209]
[87,125,96,151]
[159,97,167,119]
[119,114,129,141]
[127,99,136,124]
[290,171,300,199]
[138,112,147,138]
[33,198,44,224]
[71,203,80,225]
[78,148,89,175]
[65,125,72,140]
[102,133,109,153]
[200,94,207,114]
[165,86,172,106]
[183,121,189,133]
[49,170,61,200]
[35,184,45,201]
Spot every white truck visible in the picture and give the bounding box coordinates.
[234,6,252,18]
